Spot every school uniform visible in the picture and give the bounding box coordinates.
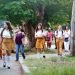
[55,30,63,55]
[2,29,13,52]
[63,30,70,52]
[35,30,44,49]
[1,29,14,68]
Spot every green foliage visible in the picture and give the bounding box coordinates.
[0,0,73,26]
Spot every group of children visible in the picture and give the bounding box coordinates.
[35,23,70,56]
[0,22,70,69]
[55,25,70,55]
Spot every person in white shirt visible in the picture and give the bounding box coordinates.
[1,22,14,69]
[63,26,70,52]
[55,25,63,56]
[35,23,45,54]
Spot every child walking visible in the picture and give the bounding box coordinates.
[46,28,53,49]
[15,26,25,61]
[55,25,64,56]
[1,22,14,69]
[35,23,45,56]
[63,26,70,52]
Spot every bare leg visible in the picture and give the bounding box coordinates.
[37,48,39,54]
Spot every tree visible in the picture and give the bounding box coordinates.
[0,0,72,25]
[0,0,73,49]
[70,0,75,56]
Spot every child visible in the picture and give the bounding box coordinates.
[1,22,14,69]
[46,28,53,49]
[35,23,45,55]
[15,26,25,61]
[55,25,64,56]
[63,26,70,52]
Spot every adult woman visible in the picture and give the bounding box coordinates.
[63,26,70,52]
[46,28,53,49]
[55,25,64,56]
[15,26,25,61]
[35,23,45,54]
[1,22,14,69]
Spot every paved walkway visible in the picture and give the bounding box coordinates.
[26,52,70,59]
[0,54,21,75]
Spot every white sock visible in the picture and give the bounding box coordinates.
[6,56,11,67]
[2,56,6,65]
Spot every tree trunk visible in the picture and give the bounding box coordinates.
[36,6,44,23]
[22,21,35,49]
[70,0,75,56]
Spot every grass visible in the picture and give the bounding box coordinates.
[23,56,75,75]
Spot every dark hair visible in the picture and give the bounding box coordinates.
[1,22,13,37]
[6,22,12,31]
[35,23,43,32]
[19,25,24,32]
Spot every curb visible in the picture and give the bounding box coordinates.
[20,64,25,75]
[19,57,30,75]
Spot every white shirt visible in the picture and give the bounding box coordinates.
[2,29,11,38]
[63,30,70,38]
[35,30,44,38]
[55,30,63,38]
